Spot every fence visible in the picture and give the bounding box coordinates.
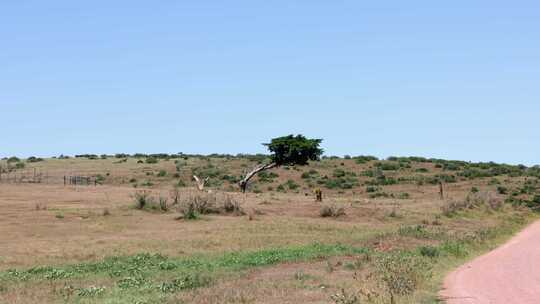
[0,168,50,184]
[64,175,98,186]
[0,168,100,186]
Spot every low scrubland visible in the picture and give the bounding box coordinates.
[0,154,538,303]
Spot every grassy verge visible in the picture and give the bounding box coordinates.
[0,243,367,303]
[0,210,535,304]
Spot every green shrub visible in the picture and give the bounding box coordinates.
[418,246,439,258]
[145,157,159,164]
[258,171,279,183]
[369,192,390,199]
[133,191,152,210]
[7,156,20,163]
[141,180,154,187]
[375,162,400,171]
[333,169,356,178]
[95,174,105,184]
[157,170,167,177]
[365,174,397,186]
[440,241,467,257]
[353,155,378,164]
[488,178,501,185]
[285,179,300,190]
[397,192,410,199]
[325,176,359,189]
[178,202,199,220]
[27,156,44,163]
[435,174,457,183]
[366,186,378,193]
[301,169,319,179]
[158,273,211,293]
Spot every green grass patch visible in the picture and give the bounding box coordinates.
[0,243,367,303]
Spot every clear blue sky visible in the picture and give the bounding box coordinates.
[1,1,538,165]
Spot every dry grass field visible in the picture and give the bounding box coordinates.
[0,155,539,303]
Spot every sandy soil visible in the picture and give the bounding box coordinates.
[441,220,540,304]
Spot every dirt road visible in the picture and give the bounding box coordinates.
[441,220,540,303]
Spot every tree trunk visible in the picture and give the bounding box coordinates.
[239,163,277,193]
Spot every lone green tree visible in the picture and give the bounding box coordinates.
[238,135,323,193]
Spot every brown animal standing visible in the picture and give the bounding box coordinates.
[315,188,323,202]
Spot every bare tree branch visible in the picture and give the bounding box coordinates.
[238,163,277,193]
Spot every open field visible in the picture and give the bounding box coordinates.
[1,155,539,303]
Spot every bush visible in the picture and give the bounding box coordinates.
[419,246,439,258]
[365,175,397,186]
[369,192,390,199]
[353,155,378,164]
[366,186,378,193]
[333,169,356,178]
[285,179,300,190]
[441,191,502,216]
[320,205,346,218]
[375,252,432,302]
[145,157,159,164]
[7,156,20,163]
[222,195,245,215]
[176,193,245,217]
[396,192,410,199]
[497,186,508,195]
[158,273,211,293]
[301,169,319,179]
[257,171,279,183]
[520,195,540,210]
[27,156,44,163]
[375,162,400,171]
[133,191,153,210]
[177,202,199,220]
[157,170,167,177]
[95,174,105,184]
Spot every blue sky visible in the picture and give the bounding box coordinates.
[1,1,539,165]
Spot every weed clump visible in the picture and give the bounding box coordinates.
[375,252,432,303]
[158,273,211,293]
[176,192,245,220]
[133,191,152,210]
[441,191,503,216]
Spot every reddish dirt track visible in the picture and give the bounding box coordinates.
[441,220,540,304]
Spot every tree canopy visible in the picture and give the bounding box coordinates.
[264,135,323,166]
[238,134,323,192]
